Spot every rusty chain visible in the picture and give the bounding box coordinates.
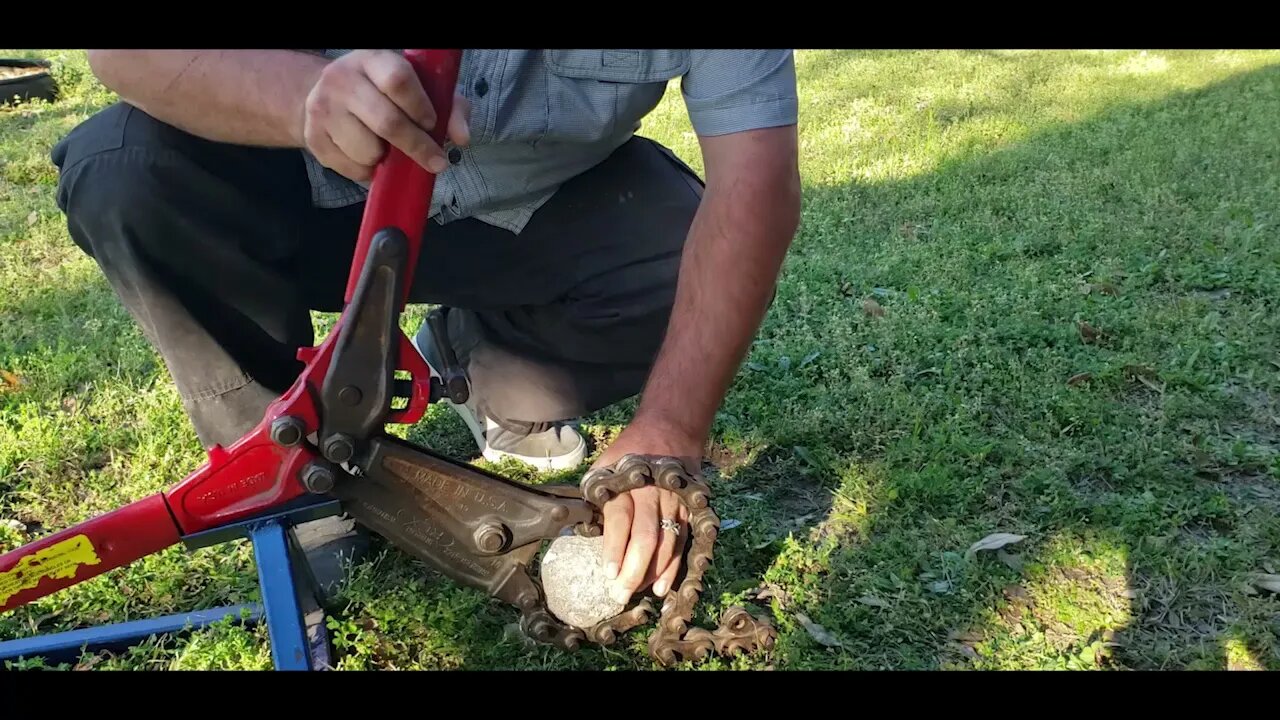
[513,453,777,666]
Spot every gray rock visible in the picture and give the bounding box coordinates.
[539,534,626,629]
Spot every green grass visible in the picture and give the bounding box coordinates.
[2,49,1279,670]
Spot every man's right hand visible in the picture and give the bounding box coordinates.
[299,50,471,183]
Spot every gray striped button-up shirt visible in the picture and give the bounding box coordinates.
[308,49,798,234]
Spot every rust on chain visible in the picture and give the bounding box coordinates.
[335,437,775,666]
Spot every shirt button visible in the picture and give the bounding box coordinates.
[448,147,462,164]
[474,77,489,97]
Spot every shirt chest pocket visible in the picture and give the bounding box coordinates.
[542,50,690,144]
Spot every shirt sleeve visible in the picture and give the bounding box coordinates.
[680,50,799,137]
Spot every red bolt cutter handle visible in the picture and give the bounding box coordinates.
[346,48,462,305]
[0,49,464,614]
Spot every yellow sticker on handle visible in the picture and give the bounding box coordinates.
[0,534,102,606]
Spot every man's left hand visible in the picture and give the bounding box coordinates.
[593,417,703,605]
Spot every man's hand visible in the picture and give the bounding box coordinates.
[595,417,703,604]
[301,50,471,182]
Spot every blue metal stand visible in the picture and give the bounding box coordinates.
[0,498,341,671]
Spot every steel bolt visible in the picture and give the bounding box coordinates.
[322,433,355,464]
[473,522,509,554]
[270,415,305,447]
[300,461,335,494]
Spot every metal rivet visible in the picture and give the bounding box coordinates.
[338,385,362,406]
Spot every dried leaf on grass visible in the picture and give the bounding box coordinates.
[73,654,104,671]
[966,532,1027,560]
[863,298,885,318]
[0,370,20,394]
[1124,364,1165,393]
[1248,573,1280,594]
[752,584,793,609]
[1135,375,1164,393]
[795,612,842,647]
[1067,372,1092,386]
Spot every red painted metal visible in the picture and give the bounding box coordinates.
[387,332,434,427]
[0,495,179,613]
[0,49,462,616]
[163,355,325,534]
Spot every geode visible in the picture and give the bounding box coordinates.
[539,534,626,629]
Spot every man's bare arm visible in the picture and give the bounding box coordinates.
[632,124,802,445]
[86,50,328,147]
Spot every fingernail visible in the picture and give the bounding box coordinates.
[654,579,668,597]
[604,562,618,579]
[428,156,448,173]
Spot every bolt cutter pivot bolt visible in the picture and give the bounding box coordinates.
[322,434,355,464]
[473,522,510,554]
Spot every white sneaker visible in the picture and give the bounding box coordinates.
[412,319,587,472]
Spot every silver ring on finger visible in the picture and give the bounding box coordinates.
[659,518,681,534]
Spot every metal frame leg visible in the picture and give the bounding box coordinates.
[0,605,263,666]
[250,520,314,671]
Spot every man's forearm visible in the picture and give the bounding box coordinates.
[86,50,329,147]
[634,128,802,445]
